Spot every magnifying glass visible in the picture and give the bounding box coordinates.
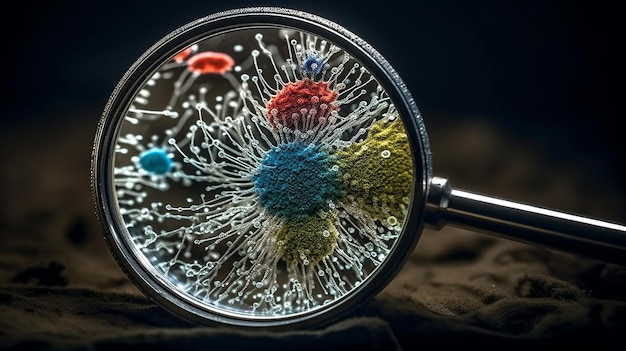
[91,7,626,330]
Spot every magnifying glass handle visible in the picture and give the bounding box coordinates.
[425,176,626,266]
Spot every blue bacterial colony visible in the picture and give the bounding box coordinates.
[139,148,172,175]
[253,142,342,221]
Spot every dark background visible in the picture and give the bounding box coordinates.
[1,1,626,348]
[4,0,624,220]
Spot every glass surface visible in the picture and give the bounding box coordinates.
[108,23,416,321]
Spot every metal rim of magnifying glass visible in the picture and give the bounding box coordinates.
[91,6,433,330]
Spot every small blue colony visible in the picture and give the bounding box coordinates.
[139,148,172,175]
[302,55,325,76]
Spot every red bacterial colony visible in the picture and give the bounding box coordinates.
[266,79,338,130]
[173,47,193,63]
[186,51,235,75]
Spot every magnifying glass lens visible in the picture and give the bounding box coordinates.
[96,10,428,328]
